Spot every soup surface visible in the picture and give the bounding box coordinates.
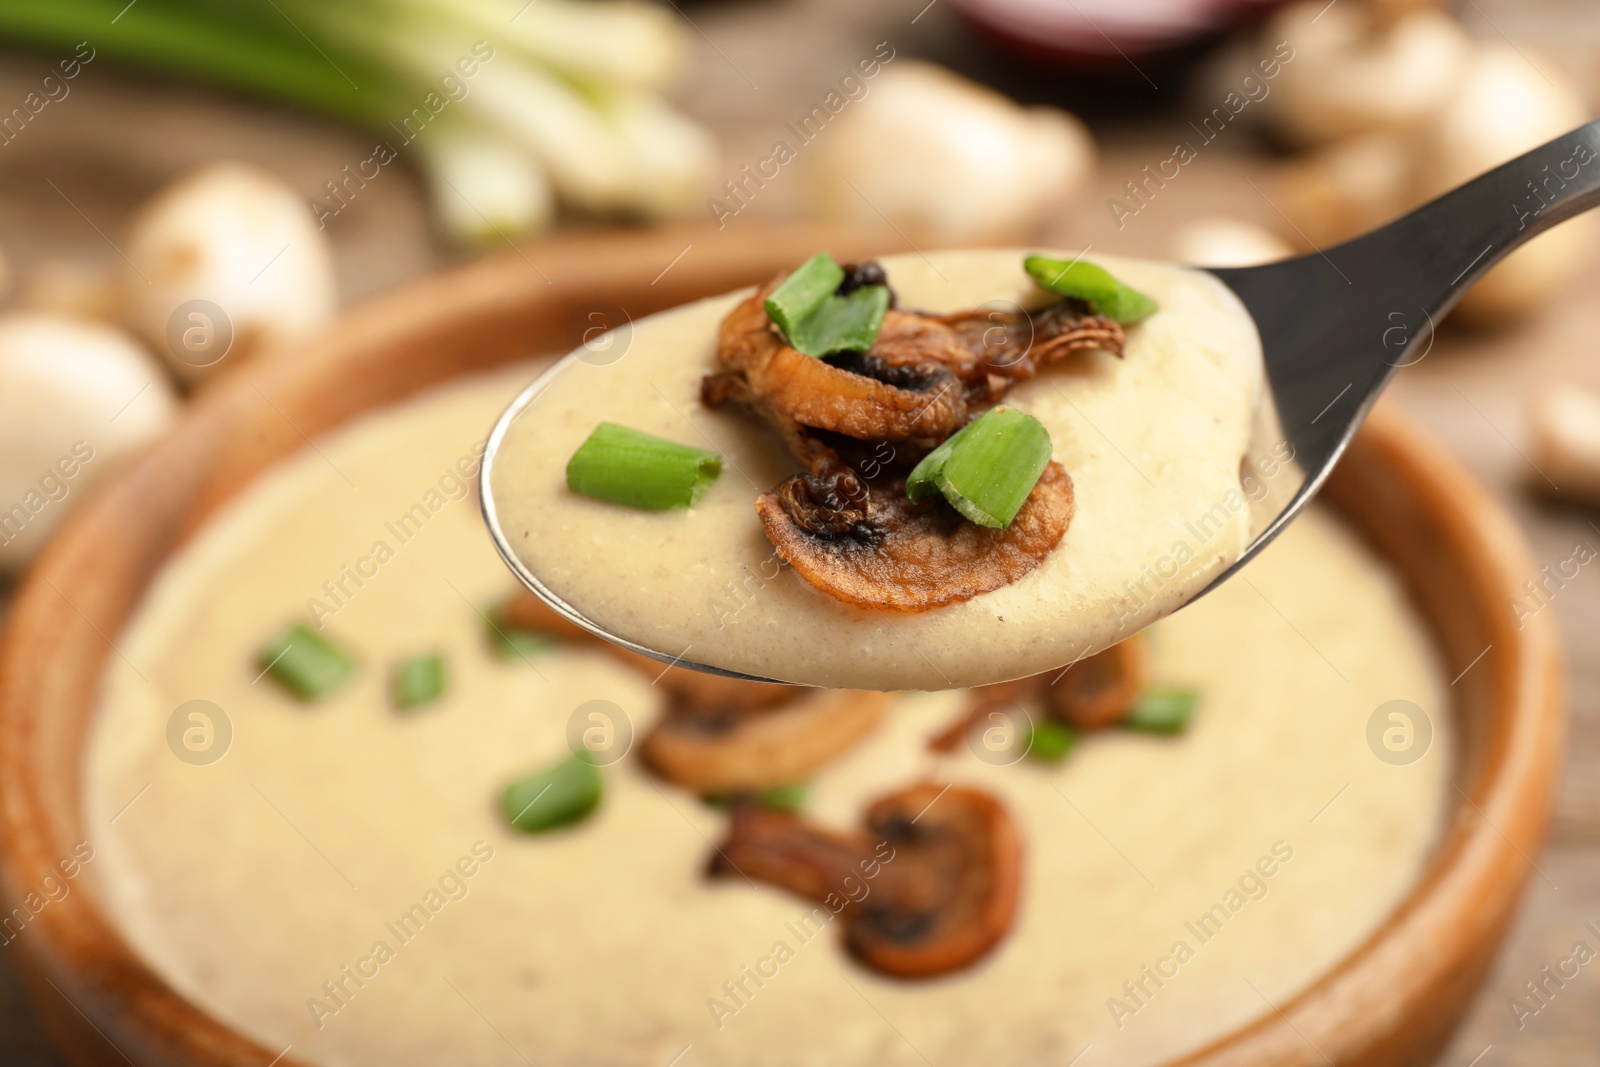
[487,249,1270,690]
[87,366,1449,1067]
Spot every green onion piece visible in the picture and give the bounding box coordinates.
[906,419,975,503]
[764,252,890,357]
[484,605,560,662]
[501,754,603,834]
[1125,687,1200,733]
[1026,720,1078,763]
[700,783,809,812]
[1024,255,1159,325]
[392,653,447,711]
[905,407,1052,528]
[764,252,845,339]
[787,285,890,357]
[566,422,722,510]
[259,623,355,702]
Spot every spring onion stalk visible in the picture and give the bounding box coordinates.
[413,126,553,246]
[701,784,809,812]
[502,754,603,833]
[1026,720,1077,763]
[394,0,683,91]
[1125,687,1199,733]
[0,0,711,240]
[567,423,723,510]
[484,607,560,662]
[607,90,720,219]
[906,407,1052,528]
[1024,255,1159,324]
[392,652,447,711]
[0,0,402,126]
[765,252,890,357]
[260,623,356,702]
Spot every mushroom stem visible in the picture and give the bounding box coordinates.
[711,782,1022,978]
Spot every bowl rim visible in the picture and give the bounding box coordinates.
[0,224,1563,1067]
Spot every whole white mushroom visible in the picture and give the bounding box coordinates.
[1170,217,1293,267]
[1264,0,1471,146]
[124,162,336,385]
[0,314,178,571]
[1413,44,1595,324]
[804,62,1095,244]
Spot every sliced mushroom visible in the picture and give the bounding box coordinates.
[644,688,890,792]
[1046,636,1146,729]
[710,268,1123,449]
[716,279,968,443]
[498,588,880,787]
[930,635,1147,748]
[757,464,1074,612]
[709,782,1022,978]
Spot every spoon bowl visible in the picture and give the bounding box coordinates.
[483,123,1600,685]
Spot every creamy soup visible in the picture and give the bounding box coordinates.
[486,249,1269,691]
[87,367,1450,1067]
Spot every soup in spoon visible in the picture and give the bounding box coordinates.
[485,249,1272,690]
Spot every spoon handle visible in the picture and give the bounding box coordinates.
[1210,121,1600,448]
[1338,121,1600,318]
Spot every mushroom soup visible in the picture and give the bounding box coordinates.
[88,365,1451,1067]
[486,249,1272,690]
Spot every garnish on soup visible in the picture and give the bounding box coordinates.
[566,421,722,510]
[709,782,1022,979]
[702,252,1146,612]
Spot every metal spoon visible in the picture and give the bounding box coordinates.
[481,122,1600,683]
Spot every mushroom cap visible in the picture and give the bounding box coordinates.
[0,313,178,570]
[850,783,1023,978]
[644,687,889,791]
[124,161,336,384]
[804,62,1095,243]
[1266,2,1472,145]
[1169,218,1293,269]
[1046,635,1146,729]
[757,464,1075,612]
[710,781,1023,978]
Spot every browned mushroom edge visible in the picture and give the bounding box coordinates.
[929,635,1148,753]
[703,260,1122,613]
[494,591,888,791]
[709,782,1023,978]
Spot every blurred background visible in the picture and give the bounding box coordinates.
[0,0,1597,1061]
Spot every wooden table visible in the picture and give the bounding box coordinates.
[1,0,1597,1062]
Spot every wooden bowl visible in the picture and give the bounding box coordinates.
[0,225,1562,1067]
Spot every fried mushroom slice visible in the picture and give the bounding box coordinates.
[709,782,1022,978]
[716,278,968,442]
[644,689,890,792]
[1046,636,1146,729]
[756,463,1074,611]
[928,635,1148,750]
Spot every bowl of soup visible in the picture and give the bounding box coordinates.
[0,224,1562,1067]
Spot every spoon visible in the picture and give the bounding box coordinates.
[481,122,1600,684]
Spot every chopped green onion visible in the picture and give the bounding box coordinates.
[1024,255,1158,324]
[259,623,355,702]
[501,754,603,833]
[392,653,447,711]
[905,420,976,504]
[764,252,890,357]
[701,783,809,812]
[484,605,560,662]
[1026,720,1078,763]
[765,252,845,337]
[905,407,1052,529]
[1125,687,1199,733]
[566,422,722,510]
